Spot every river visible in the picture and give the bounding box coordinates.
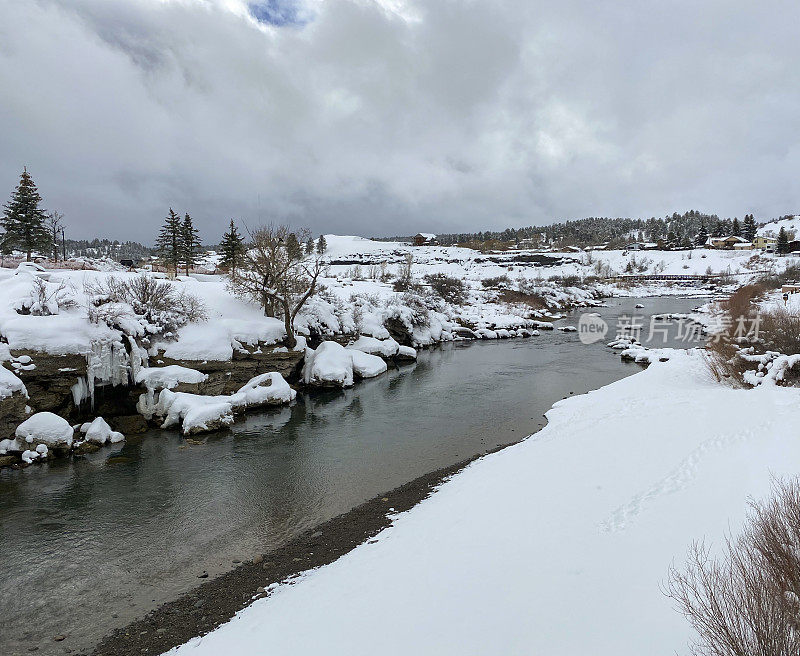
[0,295,706,655]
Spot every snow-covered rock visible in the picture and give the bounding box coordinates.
[348,336,400,358]
[229,372,297,408]
[155,389,235,435]
[135,365,208,391]
[349,349,388,379]
[80,416,125,445]
[396,345,417,361]
[303,341,355,387]
[304,340,391,387]
[148,372,295,435]
[16,412,74,450]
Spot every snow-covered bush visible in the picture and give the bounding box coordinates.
[85,274,206,342]
[15,277,77,316]
[424,273,468,305]
[397,289,432,328]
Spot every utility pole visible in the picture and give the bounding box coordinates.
[61,226,66,261]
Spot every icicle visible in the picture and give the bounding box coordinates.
[84,337,133,406]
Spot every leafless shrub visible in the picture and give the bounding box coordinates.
[759,307,800,356]
[84,274,206,339]
[392,253,414,291]
[424,273,468,305]
[667,478,800,656]
[757,264,800,290]
[707,284,800,385]
[15,277,77,316]
[481,275,511,289]
[706,285,765,384]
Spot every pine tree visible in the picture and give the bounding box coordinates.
[305,237,314,255]
[695,222,709,247]
[731,217,741,237]
[316,234,327,254]
[155,208,183,276]
[220,219,246,275]
[180,213,202,275]
[777,226,789,255]
[1,167,52,261]
[286,232,302,260]
[712,220,725,237]
[743,214,757,242]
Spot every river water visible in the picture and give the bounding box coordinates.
[0,296,706,655]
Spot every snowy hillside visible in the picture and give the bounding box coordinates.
[757,215,800,237]
[167,351,800,656]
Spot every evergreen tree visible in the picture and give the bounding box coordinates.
[695,222,709,247]
[155,208,183,276]
[286,232,302,260]
[1,167,51,261]
[220,219,246,275]
[305,237,314,255]
[777,227,789,254]
[712,220,725,237]
[731,217,741,237]
[743,214,757,241]
[316,234,327,254]
[181,213,202,275]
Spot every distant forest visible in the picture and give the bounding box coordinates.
[65,238,154,260]
[380,211,796,248]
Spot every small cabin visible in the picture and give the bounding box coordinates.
[413,233,437,246]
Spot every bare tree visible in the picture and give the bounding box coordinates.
[667,478,800,656]
[228,224,324,348]
[46,211,64,262]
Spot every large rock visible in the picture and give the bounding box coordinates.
[9,350,87,415]
[151,343,304,394]
[0,387,29,440]
[16,411,74,454]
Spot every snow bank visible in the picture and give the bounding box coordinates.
[16,412,74,449]
[168,351,800,656]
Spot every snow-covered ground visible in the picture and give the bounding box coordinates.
[167,350,800,656]
[322,234,788,281]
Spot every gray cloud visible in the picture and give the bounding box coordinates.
[1,0,799,243]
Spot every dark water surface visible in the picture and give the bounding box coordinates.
[0,296,705,655]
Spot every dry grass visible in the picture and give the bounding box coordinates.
[498,288,548,310]
[707,285,765,384]
[667,478,800,656]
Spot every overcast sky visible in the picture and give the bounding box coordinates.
[1,0,800,243]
